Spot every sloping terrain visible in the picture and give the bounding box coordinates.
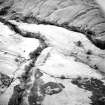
[0,0,105,49]
[0,0,105,105]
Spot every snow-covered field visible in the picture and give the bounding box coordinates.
[0,0,105,105]
[0,19,105,105]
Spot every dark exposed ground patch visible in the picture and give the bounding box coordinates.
[0,73,13,87]
[28,69,65,105]
[0,6,11,15]
[71,77,105,105]
[28,78,45,105]
[28,69,45,105]
[40,82,65,95]
[8,85,25,105]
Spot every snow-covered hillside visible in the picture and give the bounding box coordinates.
[0,0,105,105]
